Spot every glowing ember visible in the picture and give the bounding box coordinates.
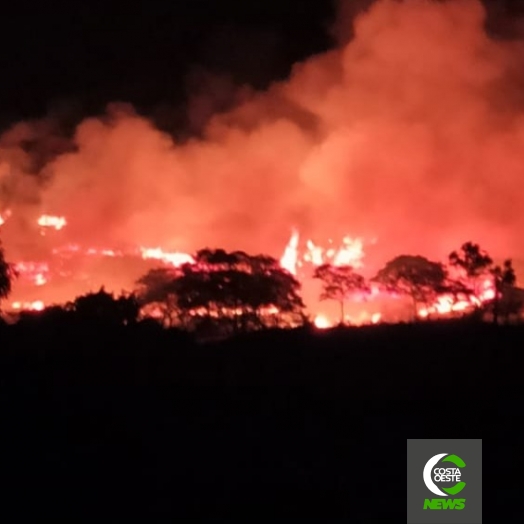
[86,248,120,257]
[34,274,47,286]
[12,300,45,312]
[314,314,331,329]
[14,262,50,286]
[419,292,485,318]
[346,311,382,326]
[262,306,280,315]
[38,215,67,230]
[479,278,496,301]
[140,248,195,267]
[52,244,81,255]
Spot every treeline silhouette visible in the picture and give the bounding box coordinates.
[0,240,522,519]
[2,240,522,337]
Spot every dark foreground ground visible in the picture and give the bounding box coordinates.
[0,318,521,521]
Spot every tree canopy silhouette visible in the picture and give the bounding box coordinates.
[449,242,493,278]
[491,259,519,324]
[373,255,447,320]
[0,241,16,307]
[72,287,139,325]
[136,249,305,336]
[313,264,369,324]
[135,267,180,326]
[449,242,493,299]
[178,249,305,334]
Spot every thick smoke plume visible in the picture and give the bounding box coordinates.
[1,0,524,282]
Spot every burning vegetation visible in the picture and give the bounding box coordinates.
[0,0,524,335]
[0,209,521,338]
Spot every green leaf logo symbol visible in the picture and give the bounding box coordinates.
[441,454,466,495]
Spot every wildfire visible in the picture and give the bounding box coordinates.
[49,244,194,267]
[313,311,381,329]
[280,230,365,276]
[140,248,195,267]
[417,276,496,319]
[14,262,50,286]
[479,279,496,301]
[280,229,299,274]
[38,215,67,231]
[371,313,381,324]
[0,212,67,231]
[3,0,524,329]
[11,300,45,312]
[0,212,503,325]
[279,230,502,326]
[86,248,120,257]
[314,314,331,329]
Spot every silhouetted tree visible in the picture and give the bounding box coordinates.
[0,242,16,308]
[135,268,180,326]
[72,287,139,325]
[449,242,493,297]
[313,264,369,324]
[492,259,516,288]
[491,259,519,324]
[171,249,305,336]
[373,255,447,320]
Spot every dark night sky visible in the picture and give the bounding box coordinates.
[0,1,336,125]
[0,0,523,130]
